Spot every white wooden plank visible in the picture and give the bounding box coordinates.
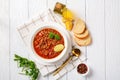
[47,1,67,80]
[28,0,48,80]
[86,0,105,80]
[29,0,47,18]
[67,0,86,20]
[67,0,86,80]
[0,0,9,80]
[105,0,120,80]
[10,0,29,80]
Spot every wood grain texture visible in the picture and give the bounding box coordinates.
[10,0,29,80]
[0,0,9,80]
[1,0,120,80]
[86,0,106,80]
[105,0,120,80]
[29,0,47,18]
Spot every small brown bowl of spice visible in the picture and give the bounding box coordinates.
[77,63,89,76]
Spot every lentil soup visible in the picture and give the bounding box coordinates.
[33,28,64,59]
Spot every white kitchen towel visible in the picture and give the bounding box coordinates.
[17,9,86,80]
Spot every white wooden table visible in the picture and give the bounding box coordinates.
[0,0,120,80]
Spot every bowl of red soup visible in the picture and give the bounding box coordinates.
[31,22,71,64]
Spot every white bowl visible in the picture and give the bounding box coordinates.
[30,22,71,64]
[77,63,90,76]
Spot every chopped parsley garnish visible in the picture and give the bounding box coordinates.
[48,32,61,40]
[49,32,55,39]
[55,34,60,40]
[14,54,40,80]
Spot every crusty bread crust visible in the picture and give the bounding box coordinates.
[74,35,92,46]
[74,29,89,39]
[72,19,86,34]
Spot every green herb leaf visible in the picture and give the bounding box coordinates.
[14,54,40,80]
[55,34,60,40]
[48,32,61,40]
[49,32,55,39]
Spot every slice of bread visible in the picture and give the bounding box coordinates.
[74,29,89,39]
[74,35,92,46]
[72,19,86,34]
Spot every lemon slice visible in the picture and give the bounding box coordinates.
[54,44,64,52]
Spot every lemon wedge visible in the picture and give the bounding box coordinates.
[54,44,64,52]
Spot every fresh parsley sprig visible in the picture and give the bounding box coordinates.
[14,54,40,80]
[49,32,60,40]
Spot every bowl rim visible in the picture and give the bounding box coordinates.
[31,22,70,63]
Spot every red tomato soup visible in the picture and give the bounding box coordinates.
[33,28,64,59]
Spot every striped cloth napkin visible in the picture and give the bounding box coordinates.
[17,9,86,80]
